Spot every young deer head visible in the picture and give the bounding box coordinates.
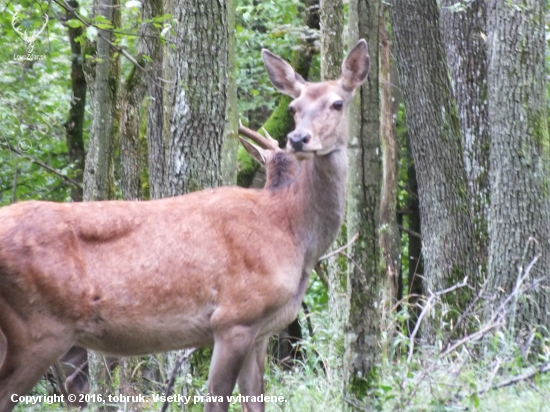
[0,40,369,412]
[262,39,369,159]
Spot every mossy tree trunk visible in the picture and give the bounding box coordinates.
[344,0,382,401]
[486,0,550,339]
[389,0,477,339]
[64,0,86,203]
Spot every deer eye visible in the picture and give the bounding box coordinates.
[332,101,344,111]
[288,105,296,116]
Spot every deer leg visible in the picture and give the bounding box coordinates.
[0,301,73,412]
[205,325,257,412]
[237,336,268,412]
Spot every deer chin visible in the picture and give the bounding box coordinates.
[315,144,338,156]
[292,151,314,161]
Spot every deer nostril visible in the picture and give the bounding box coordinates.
[302,134,310,144]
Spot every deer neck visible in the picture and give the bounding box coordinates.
[289,146,348,267]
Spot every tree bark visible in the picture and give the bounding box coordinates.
[441,0,489,280]
[168,0,232,195]
[220,0,238,186]
[320,0,343,81]
[389,0,477,335]
[486,0,550,337]
[379,8,400,304]
[64,0,86,202]
[83,0,119,202]
[83,0,120,406]
[344,0,381,399]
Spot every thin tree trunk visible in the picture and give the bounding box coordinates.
[379,7,400,304]
[389,0,477,338]
[64,0,86,202]
[83,0,119,202]
[220,0,238,186]
[168,0,232,195]
[441,0,489,281]
[344,0,381,400]
[83,0,120,406]
[486,0,550,338]
[119,0,163,202]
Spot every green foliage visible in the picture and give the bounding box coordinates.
[236,0,309,123]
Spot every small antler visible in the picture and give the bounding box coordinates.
[238,121,279,151]
[262,127,279,147]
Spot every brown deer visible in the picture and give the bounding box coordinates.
[0,39,369,412]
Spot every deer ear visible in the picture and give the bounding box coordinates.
[262,49,305,98]
[239,137,272,166]
[339,39,370,92]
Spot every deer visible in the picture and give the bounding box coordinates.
[50,127,296,407]
[0,39,369,412]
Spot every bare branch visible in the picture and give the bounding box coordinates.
[318,233,359,261]
[1,143,83,190]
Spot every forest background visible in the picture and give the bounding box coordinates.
[1,0,550,411]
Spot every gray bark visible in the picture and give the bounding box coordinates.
[320,0,344,81]
[83,0,120,406]
[220,0,238,186]
[441,0,489,280]
[344,0,381,399]
[83,0,119,202]
[168,0,231,195]
[379,9,400,303]
[389,0,477,328]
[486,0,550,336]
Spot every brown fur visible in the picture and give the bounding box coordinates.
[0,39,370,412]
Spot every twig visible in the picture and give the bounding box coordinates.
[485,360,550,393]
[398,224,421,239]
[318,233,359,261]
[53,0,173,92]
[160,348,197,412]
[482,357,502,395]
[407,278,469,363]
[313,262,329,288]
[1,143,83,189]
[440,321,504,357]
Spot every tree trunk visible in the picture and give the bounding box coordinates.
[486,0,550,338]
[220,0,238,186]
[379,7,400,304]
[389,0,477,337]
[168,0,232,195]
[320,0,343,81]
[83,0,119,202]
[83,0,120,406]
[64,0,86,202]
[344,0,381,400]
[441,0,489,281]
